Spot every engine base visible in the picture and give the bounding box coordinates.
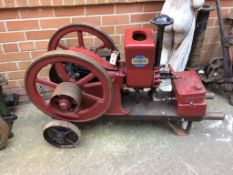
[102,91,224,122]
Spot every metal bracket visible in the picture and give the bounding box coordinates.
[167,121,193,136]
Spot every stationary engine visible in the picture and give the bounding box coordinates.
[25,16,225,148]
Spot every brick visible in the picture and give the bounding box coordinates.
[0,45,3,53]
[99,26,115,35]
[63,0,75,5]
[110,35,120,44]
[207,18,216,27]
[7,20,39,31]
[102,15,129,25]
[2,0,17,8]
[210,9,231,17]
[0,22,5,32]
[27,0,40,6]
[0,52,30,62]
[72,16,101,25]
[0,32,25,42]
[0,63,17,72]
[40,18,70,29]
[36,41,49,50]
[52,0,63,6]
[18,61,32,70]
[66,37,94,48]
[5,80,18,89]
[116,24,142,34]
[40,0,52,6]
[144,2,163,12]
[206,27,220,36]
[17,0,29,7]
[3,43,18,52]
[202,43,221,51]
[73,0,86,5]
[86,5,114,15]
[85,0,95,4]
[18,79,25,88]
[131,13,154,23]
[96,0,105,3]
[116,4,143,13]
[19,42,35,51]
[31,50,47,59]
[0,10,19,20]
[26,30,55,40]
[142,23,157,31]
[54,7,84,17]
[220,1,233,7]
[38,68,49,77]
[0,1,3,7]
[20,8,53,18]
[7,71,26,80]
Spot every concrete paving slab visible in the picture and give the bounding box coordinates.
[0,92,232,175]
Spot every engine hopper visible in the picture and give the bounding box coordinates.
[124,28,156,88]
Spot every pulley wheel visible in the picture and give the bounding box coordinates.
[25,50,113,122]
[0,118,10,150]
[50,82,82,112]
[43,120,81,148]
[47,23,116,83]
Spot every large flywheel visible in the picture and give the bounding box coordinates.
[47,23,117,84]
[48,23,116,53]
[25,50,113,122]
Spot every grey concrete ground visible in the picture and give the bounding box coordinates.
[0,91,233,175]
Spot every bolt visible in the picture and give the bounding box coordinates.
[195,84,202,90]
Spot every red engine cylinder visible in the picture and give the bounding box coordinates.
[124,28,156,88]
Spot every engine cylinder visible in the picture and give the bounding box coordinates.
[124,28,156,88]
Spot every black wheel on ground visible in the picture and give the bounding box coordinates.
[43,120,81,148]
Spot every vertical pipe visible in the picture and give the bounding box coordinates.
[188,4,215,68]
[215,0,232,78]
[150,14,174,67]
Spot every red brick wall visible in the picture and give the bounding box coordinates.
[0,0,232,97]
[0,0,158,8]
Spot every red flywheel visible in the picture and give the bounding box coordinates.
[25,50,113,122]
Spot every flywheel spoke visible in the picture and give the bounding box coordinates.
[51,128,59,134]
[36,78,57,89]
[76,72,96,86]
[64,129,72,135]
[66,138,75,145]
[77,31,85,48]
[82,92,103,103]
[83,82,102,88]
[55,63,70,82]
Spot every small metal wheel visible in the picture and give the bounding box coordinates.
[43,120,81,148]
[0,117,10,150]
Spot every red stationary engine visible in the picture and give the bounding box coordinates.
[24,16,225,148]
[124,28,156,87]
